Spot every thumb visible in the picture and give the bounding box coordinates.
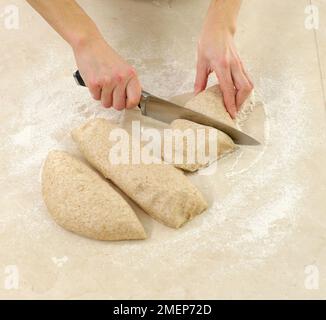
[194,60,208,94]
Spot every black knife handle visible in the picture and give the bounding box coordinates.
[73,70,86,87]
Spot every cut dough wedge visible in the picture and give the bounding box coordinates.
[42,150,146,240]
[72,119,208,228]
[164,119,236,172]
[185,85,236,128]
[184,85,255,127]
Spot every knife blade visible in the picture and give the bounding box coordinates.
[139,91,260,145]
[73,70,260,145]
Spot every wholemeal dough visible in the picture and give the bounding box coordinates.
[164,85,247,172]
[164,119,236,172]
[71,118,208,228]
[184,85,255,128]
[42,150,146,240]
[184,85,236,128]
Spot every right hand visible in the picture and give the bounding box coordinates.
[73,37,142,110]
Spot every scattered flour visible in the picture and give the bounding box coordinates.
[1,46,323,273]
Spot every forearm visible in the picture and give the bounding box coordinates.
[205,0,242,35]
[26,0,103,49]
[27,0,141,110]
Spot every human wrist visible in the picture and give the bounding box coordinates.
[205,12,237,37]
[205,0,240,36]
[69,28,105,53]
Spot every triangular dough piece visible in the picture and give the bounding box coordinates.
[184,85,255,128]
[165,84,254,172]
[71,119,208,229]
[164,119,236,172]
[42,150,146,240]
[184,85,236,128]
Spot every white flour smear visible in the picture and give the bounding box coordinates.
[1,51,323,273]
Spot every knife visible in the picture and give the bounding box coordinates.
[73,70,260,145]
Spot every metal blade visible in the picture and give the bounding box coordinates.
[139,92,260,146]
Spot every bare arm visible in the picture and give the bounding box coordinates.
[27,0,141,109]
[195,0,253,118]
[26,0,102,47]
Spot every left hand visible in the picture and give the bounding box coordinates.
[195,25,253,119]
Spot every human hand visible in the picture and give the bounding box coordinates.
[195,20,253,118]
[73,37,141,110]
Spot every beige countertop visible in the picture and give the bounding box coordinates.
[0,0,325,299]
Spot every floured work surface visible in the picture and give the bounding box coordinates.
[1,0,326,299]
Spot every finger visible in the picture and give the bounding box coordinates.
[88,79,102,101]
[231,62,253,110]
[214,66,237,119]
[239,60,254,88]
[112,82,127,110]
[100,84,114,108]
[126,77,142,109]
[194,60,208,94]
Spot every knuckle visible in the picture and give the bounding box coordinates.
[242,83,253,93]
[127,67,136,77]
[113,73,124,83]
[88,78,100,90]
[218,57,230,69]
[102,75,112,86]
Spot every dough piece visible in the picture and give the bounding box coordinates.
[71,118,208,228]
[42,150,146,241]
[184,85,236,128]
[184,85,255,128]
[164,119,236,172]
